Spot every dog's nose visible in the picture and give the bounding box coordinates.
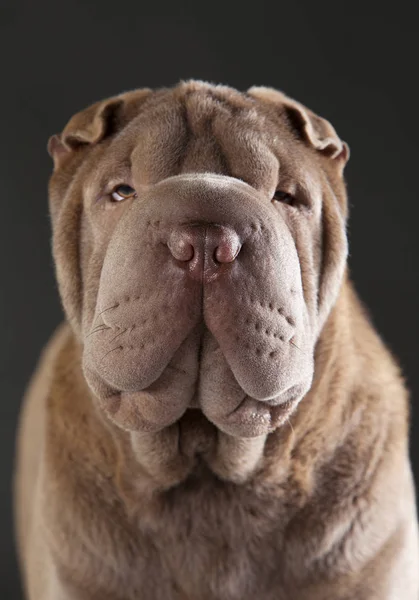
[167,224,241,281]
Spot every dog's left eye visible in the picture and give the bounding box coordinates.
[111,184,137,202]
[272,190,294,205]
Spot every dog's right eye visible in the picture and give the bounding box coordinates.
[272,190,295,205]
[111,184,137,202]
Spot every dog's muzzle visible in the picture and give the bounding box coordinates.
[83,174,314,437]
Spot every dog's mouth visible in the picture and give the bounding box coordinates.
[83,288,313,438]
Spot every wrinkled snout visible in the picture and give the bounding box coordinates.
[83,174,313,436]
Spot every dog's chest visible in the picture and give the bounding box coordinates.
[130,476,290,600]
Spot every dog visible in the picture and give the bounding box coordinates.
[14,80,419,599]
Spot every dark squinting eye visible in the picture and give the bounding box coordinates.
[272,190,294,205]
[110,184,137,202]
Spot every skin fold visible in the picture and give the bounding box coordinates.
[14,80,419,599]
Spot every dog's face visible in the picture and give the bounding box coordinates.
[48,81,349,438]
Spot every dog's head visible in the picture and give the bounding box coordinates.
[48,81,349,439]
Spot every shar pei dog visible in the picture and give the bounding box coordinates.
[14,81,419,599]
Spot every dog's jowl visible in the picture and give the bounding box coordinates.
[14,81,419,599]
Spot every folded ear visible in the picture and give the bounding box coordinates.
[248,86,349,171]
[47,89,152,169]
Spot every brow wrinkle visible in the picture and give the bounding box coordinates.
[178,100,192,175]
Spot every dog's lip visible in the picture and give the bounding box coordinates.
[262,384,304,406]
[213,396,296,438]
[202,384,304,438]
[85,366,303,436]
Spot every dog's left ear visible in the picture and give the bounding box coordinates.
[248,87,349,172]
[47,89,151,170]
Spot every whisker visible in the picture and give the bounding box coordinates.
[90,303,120,330]
[86,325,111,338]
[290,340,307,356]
[286,417,295,435]
[95,303,119,320]
[109,328,127,344]
[100,345,122,363]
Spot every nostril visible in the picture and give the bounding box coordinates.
[214,231,241,264]
[167,231,195,262]
[167,224,241,270]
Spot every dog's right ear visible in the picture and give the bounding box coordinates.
[47,89,152,170]
[248,86,349,175]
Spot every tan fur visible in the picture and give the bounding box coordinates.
[14,81,419,599]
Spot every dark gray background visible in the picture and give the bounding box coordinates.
[1,0,418,597]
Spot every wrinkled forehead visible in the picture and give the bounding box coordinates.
[92,90,323,200]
